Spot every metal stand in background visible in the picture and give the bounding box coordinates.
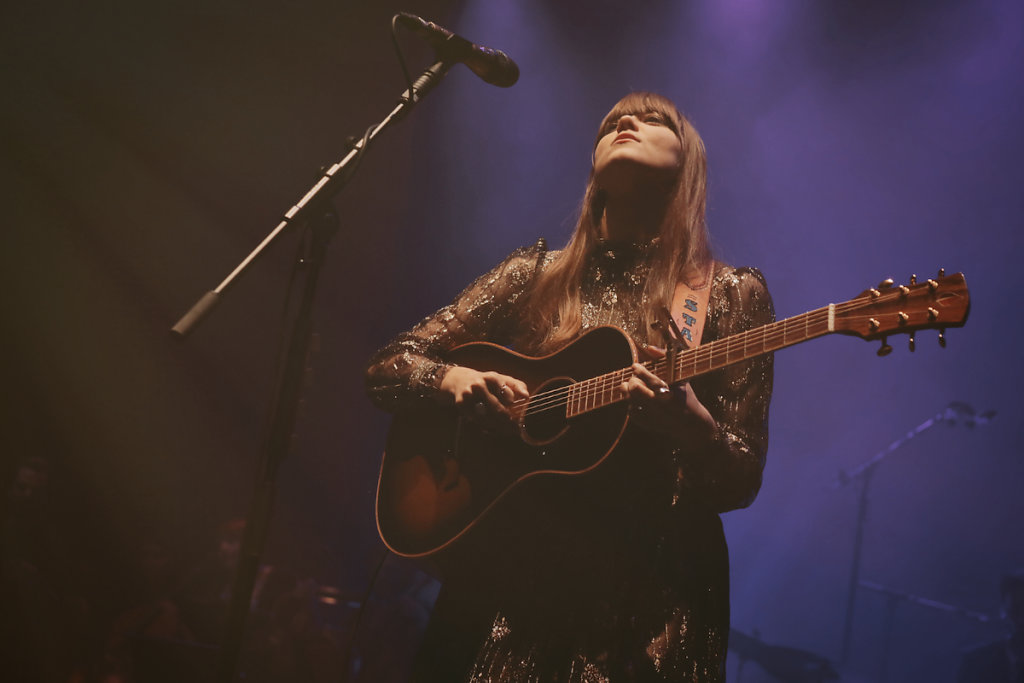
[170,60,452,683]
[836,401,996,673]
[730,628,839,683]
[858,578,996,681]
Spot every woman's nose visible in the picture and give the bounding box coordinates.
[616,114,640,132]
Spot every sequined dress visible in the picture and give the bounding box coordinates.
[366,239,774,682]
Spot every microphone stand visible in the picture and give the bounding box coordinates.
[170,60,453,683]
[836,402,996,669]
[171,60,450,337]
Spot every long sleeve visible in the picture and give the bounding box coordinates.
[365,241,547,413]
[687,266,774,513]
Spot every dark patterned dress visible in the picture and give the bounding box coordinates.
[366,239,774,682]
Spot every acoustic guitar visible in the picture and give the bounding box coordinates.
[376,272,970,557]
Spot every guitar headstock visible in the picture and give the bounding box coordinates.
[833,270,970,354]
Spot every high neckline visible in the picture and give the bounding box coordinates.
[595,236,660,255]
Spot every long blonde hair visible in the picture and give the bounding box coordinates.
[518,92,712,354]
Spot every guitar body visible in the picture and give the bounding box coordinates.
[376,326,636,557]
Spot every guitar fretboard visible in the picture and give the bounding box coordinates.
[564,306,834,418]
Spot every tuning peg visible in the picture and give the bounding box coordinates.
[878,278,894,289]
[909,332,916,352]
[878,337,893,356]
[937,268,945,278]
[909,274,917,285]
[938,329,947,348]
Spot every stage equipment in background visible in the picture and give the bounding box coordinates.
[169,15,517,683]
[855,579,996,682]
[376,271,970,558]
[835,400,996,677]
[730,628,839,683]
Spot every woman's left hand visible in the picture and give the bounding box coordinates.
[622,345,717,444]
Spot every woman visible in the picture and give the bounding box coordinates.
[366,92,774,682]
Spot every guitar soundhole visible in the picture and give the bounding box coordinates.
[520,377,572,445]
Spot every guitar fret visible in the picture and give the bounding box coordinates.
[663,309,834,385]
[577,301,897,418]
[587,307,849,417]
[576,308,833,418]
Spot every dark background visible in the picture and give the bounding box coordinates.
[2,0,1021,681]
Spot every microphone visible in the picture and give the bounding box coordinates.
[395,13,519,88]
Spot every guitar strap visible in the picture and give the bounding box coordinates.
[669,263,714,348]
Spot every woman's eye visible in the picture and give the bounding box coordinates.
[644,114,664,125]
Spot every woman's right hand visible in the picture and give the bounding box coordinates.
[439,366,530,427]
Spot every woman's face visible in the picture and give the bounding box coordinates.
[592,110,683,194]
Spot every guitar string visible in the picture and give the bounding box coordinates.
[509,292,936,417]
[516,306,835,415]
[517,309,829,417]
[517,305,851,417]
[514,312,821,417]
[568,287,950,413]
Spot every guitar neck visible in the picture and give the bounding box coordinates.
[566,305,836,418]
